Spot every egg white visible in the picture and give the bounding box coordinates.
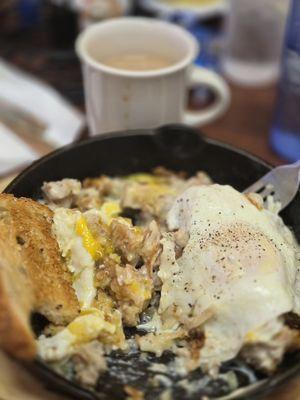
[38,309,117,361]
[158,184,299,367]
[52,208,96,310]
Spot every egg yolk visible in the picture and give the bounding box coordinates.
[100,201,121,225]
[76,217,103,260]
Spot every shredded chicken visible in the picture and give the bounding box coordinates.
[93,217,161,326]
[172,229,190,259]
[121,181,174,219]
[72,341,106,387]
[110,218,144,265]
[140,220,162,275]
[137,330,185,357]
[183,171,212,189]
[83,175,115,196]
[74,188,102,210]
[245,192,264,210]
[95,257,152,326]
[124,385,144,400]
[42,179,82,208]
[83,175,125,199]
[121,170,212,224]
[240,326,297,374]
[111,264,152,326]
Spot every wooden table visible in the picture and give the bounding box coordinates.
[0,12,297,400]
[205,84,284,167]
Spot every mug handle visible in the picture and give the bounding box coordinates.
[183,66,231,126]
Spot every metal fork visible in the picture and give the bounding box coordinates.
[244,160,300,212]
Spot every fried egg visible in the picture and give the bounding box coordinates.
[158,184,299,367]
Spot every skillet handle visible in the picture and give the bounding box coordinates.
[154,124,206,159]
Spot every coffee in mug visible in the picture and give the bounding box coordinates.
[101,52,174,71]
[76,17,230,135]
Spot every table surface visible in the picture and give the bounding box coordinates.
[0,12,297,400]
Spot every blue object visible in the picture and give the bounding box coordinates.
[19,0,41,28]
[270,0,300,162]
[189,22,222,71]
[164,12,223,71]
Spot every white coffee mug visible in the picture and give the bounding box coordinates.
[76,17,230,135]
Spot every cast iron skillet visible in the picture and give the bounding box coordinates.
[5,124,300,400]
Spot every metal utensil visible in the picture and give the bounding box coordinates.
[244,160,300,211]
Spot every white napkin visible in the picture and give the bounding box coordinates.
[0,123,38,176]
[0,59,85,175]
[0,59,85,147]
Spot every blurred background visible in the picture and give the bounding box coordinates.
[0,0,299,192]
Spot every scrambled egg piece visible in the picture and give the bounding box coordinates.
[122,178,175,217]
[53,208,96,310]
[126,173,175,196]
[51,208,125,358]
[99,201,121,225]
[126,173,166,184]
[48,201,154,360]
[76,216,103,260]
[38,308,125,361]
[75,214,119,263]
[53,206,121,310]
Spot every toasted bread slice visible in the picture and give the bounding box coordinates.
[0,217,36,359]
[0,194,80,359]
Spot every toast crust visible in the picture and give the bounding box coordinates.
[0,194,80,359]
[0,214,36,359]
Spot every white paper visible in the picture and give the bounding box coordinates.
[0,123,38,176]
[0,59,85,147]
